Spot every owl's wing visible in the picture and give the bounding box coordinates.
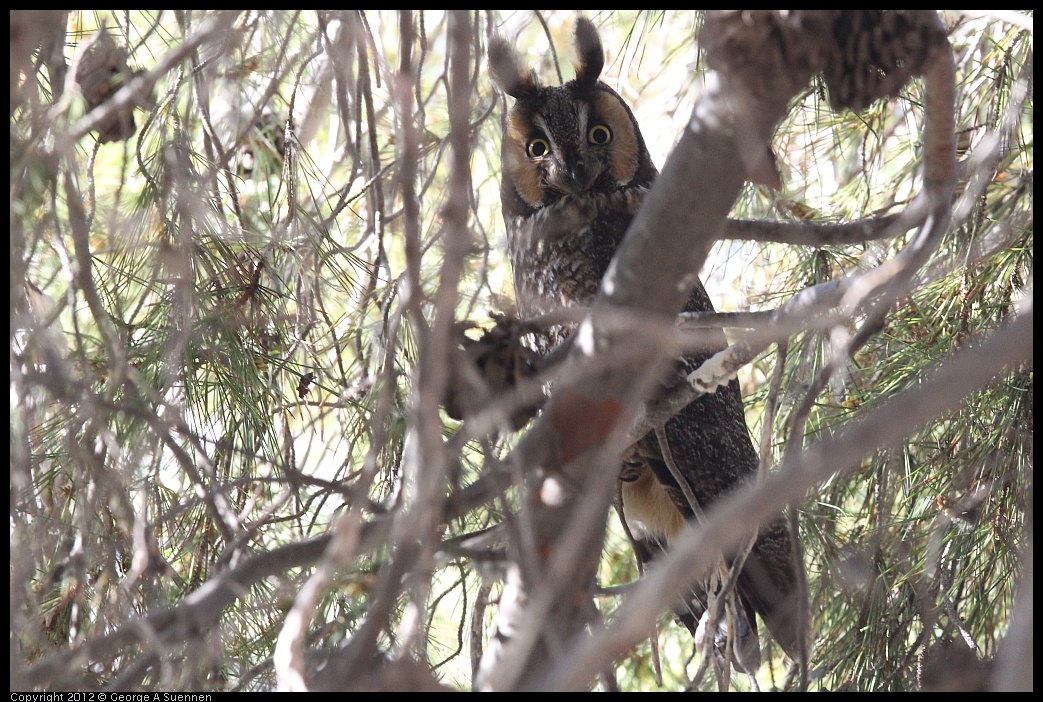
[619,280,807,667]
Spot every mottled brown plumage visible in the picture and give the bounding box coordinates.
[489,17,807,671]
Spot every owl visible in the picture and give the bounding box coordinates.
[489,18,807,673]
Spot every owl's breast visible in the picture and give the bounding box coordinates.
[506,187,647,330]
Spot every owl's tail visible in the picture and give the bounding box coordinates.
[737,517,810,665]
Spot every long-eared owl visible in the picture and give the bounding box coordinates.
[489,18,807,671]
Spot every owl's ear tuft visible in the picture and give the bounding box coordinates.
[572,17,604,87]
[489,35,539,98]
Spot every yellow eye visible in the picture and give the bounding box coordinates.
[526,138,550,158]
[588,124,612,145]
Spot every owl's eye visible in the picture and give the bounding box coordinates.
[588,124,612,146]
[526,138,550,158]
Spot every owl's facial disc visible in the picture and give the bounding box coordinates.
[500,67,650,209]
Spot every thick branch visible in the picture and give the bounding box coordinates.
[721,213,911,246]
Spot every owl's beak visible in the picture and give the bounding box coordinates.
[561,160,595,194]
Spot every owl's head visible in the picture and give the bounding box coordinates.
[489,18,657,216]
